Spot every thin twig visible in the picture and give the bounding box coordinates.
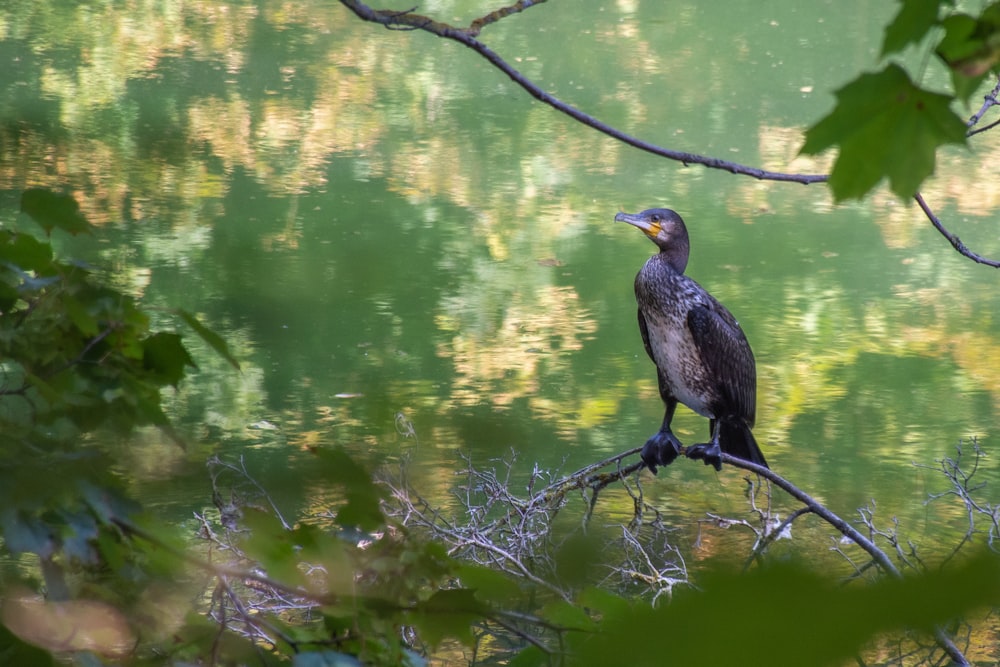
[208,455,292,530]
[743,505,813,570]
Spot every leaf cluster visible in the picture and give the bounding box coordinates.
[0,189,239,663]
[801,0,1000,201]
[0,189,238,450]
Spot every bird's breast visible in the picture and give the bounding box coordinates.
[635,264,717,418]
[642,310,715,417]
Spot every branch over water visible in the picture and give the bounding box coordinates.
[339,0,1000,270]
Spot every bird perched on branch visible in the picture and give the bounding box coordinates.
[616,208,767,473]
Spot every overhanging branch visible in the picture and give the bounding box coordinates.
[341,1,1000,270]
[338,0,827,184]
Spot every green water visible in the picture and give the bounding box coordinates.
[1,0,998,557]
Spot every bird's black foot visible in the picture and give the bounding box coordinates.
[641,430,683,475]
[686,441,723,472]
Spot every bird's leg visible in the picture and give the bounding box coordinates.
[686,419,723,471]
[641,398,683,475]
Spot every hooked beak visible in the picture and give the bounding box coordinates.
[615,211,659,237]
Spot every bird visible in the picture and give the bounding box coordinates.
[615,207,768,473]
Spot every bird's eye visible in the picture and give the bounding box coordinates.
[650,214,661,223]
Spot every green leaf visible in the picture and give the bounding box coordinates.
[176,308,241,371]
[539,600,595,631]
[456,564,521,607]
[410,588,484,648]
[19,189,91,236]
[0,622,58,667]
[508,645,549,667]
[142,331,196,386]
[801,64,967,201]
[949,67,989,105]
[79,480,141,526]
[336,490,387,533]
[0,280,17,311]
[64,296,99,337]
[0,510,56,558]
[172,611,273,664]
[0,231,54,273]
[573,551,1000,667]
[936,4,1000,78]
[881,0,947,57]
[123,514,188,577]
[57,508,99,564]
[240,508,304,586]
[553,532,604,588]
[420,588,484,614]
[313,448,385,531]
[23,372,61,405]
[938,14,984,68]
[576,586,632,618]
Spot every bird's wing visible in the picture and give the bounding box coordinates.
[687,303,756,426]
[637,308,657,363]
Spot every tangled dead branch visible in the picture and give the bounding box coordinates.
[150,440,996,665]
[382,448,688,603]
[383,441,995,665]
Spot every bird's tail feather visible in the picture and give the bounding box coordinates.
[720,421,768,469]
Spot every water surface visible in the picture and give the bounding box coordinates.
[1,0,998,559]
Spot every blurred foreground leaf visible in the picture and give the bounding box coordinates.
[176,308,241,371]
[570,550,1000,667]
[19,189,91,236]
[881,0,946,57]
[143,332,196,387]
[936,3,1000,78]
[314,447,386,531]
[409,588,483,648]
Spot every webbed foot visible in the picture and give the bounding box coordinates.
[685,441,723,472]
[641,429,683,475]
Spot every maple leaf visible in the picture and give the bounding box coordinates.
[801,64,967,201]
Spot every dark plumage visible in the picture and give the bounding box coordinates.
[616,208,768,472]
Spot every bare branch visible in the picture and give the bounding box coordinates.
[717,453,899,574]
[338,0,827,185]
[208,455,293,530]
[469,0,550,37]
[966,76,1000,130]
[914,192,1000,269]
[917,439,1000,562]
[743,505,812,570]
[910,76,1000,268]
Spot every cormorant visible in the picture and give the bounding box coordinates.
[615,208,768,473]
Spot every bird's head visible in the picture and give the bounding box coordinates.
[615,208,690,272]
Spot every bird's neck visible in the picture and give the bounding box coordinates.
[656,247,689,274]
